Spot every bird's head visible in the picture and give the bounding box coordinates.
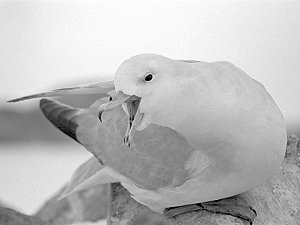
[98,54,186,147]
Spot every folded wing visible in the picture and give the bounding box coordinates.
[11,80,199,195]
[41,99,197,193]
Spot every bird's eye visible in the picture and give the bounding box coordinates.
[144,74,153,82]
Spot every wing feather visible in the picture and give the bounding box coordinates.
[58,156,117,199]
[8,80,114,102]
[40,99,83,143]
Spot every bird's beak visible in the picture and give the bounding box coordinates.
[98,92,132,121]
[98,91,143,148]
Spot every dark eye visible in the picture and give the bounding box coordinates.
[144,74,153,82]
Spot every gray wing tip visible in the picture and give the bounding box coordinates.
[39,98,81,143]
[39,98,54,106]
[7,96,34,103]
[7,92,52,103]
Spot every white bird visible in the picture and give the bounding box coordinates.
[9,54,287,223]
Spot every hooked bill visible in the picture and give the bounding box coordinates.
[98,92,144,147]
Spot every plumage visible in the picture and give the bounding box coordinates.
[40,98,196,192]
[8,80,115,103]
[9,54,287,214]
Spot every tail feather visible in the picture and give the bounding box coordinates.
[40,99,83,142]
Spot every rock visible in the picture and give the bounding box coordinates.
[130,213,170,225]
[285,135,300,166]
[35,184,109,225]
[0,207,49,225]
[69,220,106,225]
[107,136,300,225]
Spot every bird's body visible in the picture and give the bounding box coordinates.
[10,54,287,215]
